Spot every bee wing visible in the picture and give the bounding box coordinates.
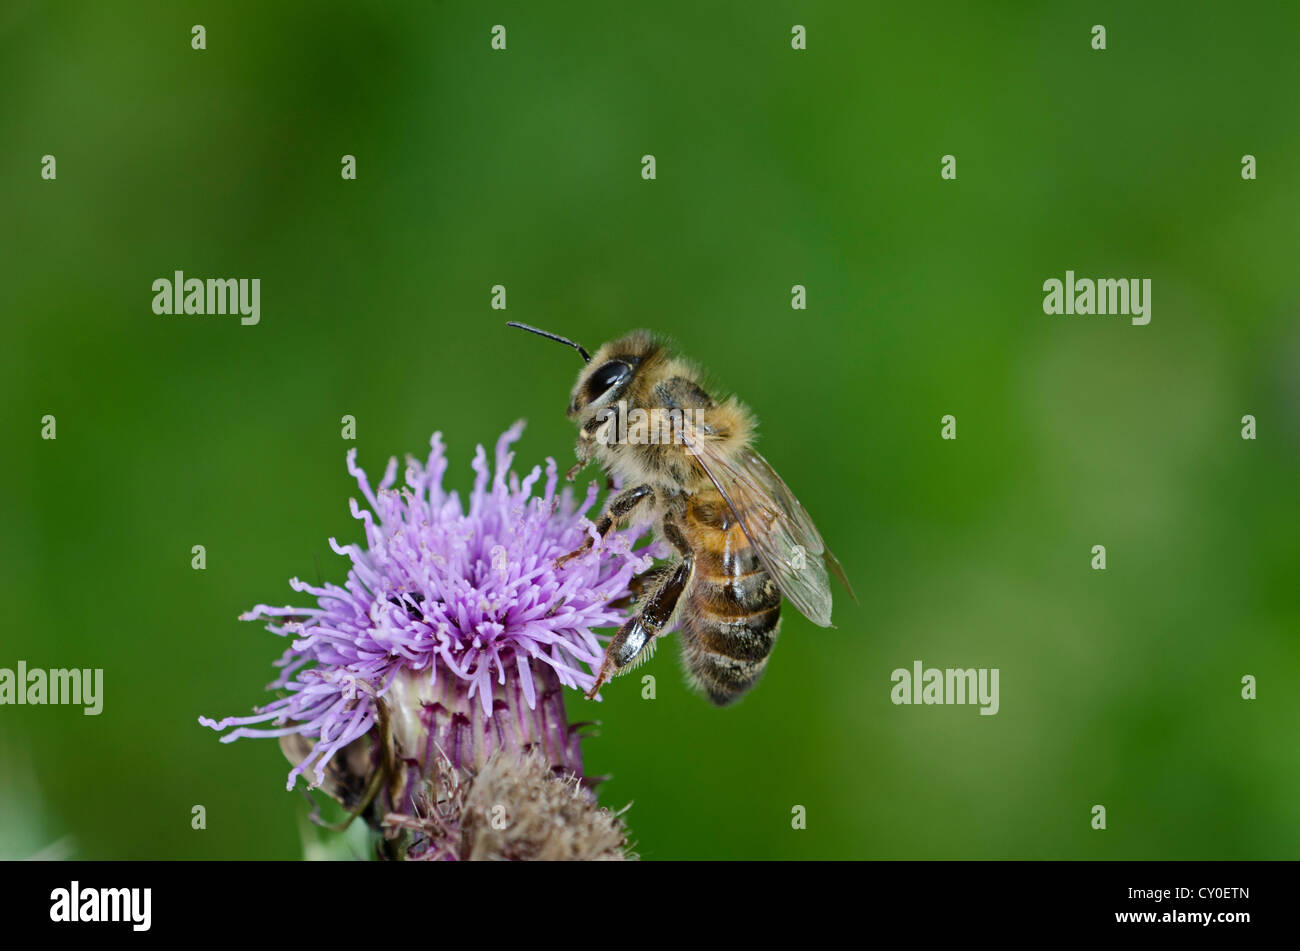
[680,424,849,627]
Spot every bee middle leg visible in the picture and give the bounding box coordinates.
[586,558,691,699]
[608,563,669,610]
[555,484,655,569]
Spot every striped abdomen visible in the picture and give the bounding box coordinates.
[678,490,782,705]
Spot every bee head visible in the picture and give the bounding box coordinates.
[565,331,661,421]
[506,322,662,424]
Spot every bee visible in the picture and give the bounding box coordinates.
[508,322,854,705]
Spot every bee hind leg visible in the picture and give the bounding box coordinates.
[586,558,690,700]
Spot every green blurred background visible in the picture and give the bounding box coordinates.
[2,0,1298,860]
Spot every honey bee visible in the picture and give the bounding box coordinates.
[508,322,854,705]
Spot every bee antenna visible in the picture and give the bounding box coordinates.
[506,321,591,363]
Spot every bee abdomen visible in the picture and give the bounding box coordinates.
[679,492,783,704]
[694,570,780,616]
[680,576,782,705]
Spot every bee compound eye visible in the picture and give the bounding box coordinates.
[586,361,631,400]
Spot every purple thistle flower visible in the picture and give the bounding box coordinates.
[200,421,655,796]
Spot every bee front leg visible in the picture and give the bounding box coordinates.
[587,558,690,700]
[554,484,654,569]
[565,438,595,482]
